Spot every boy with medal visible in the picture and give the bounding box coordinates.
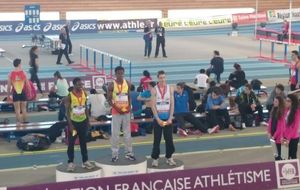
[150,70,176,167]
[108,66,136,162]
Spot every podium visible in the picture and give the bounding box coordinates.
[95,155,147,177]
[56,163,102,182]
[147,158,184,173]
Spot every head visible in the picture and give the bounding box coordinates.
[149,81,156,89]
[291,50,299,61]
[271,96,285,119]
[137,86,143,92]
[29,46,38,56]
[176,82,185,94]
[209,81,216,88]
[211,87,222,99]
[72,77,83,91]
[213,50,220,57]
[233,63,241,71]
[244,84,252,95]
[286,94,299,125]
[60,27,66,34]
[130,84,135,91]
[200,69,206,74]
[13,58,21,68]
[158,21,163,27]
[143,70,150,77]
[53,71,62,80]
[157,70,166,85]
[90,88,97,94]
[115,66,125,81]
[275,84,284,95]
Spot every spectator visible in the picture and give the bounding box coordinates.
[283,94,300,159]
[194,69,209,89]
[7,59,30,124]
[154,21,167,58]
[278,19,289,41]
[174,82,219,137]
[208,50,224,84]
[197,81,216,113]
[50,71,69,99]
[130,85,143,117]
[235,84,267,129]
[140,70,152,90]
[288,50,300,91]
[87,88,109,120]
[29,46,43,95]
[227,63,247,89]
[265,84,286,114]
[143,20,153,58]
[267,96,286,160]
[206,87,236,131]
[58,86,73,121]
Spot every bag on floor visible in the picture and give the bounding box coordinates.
[25,80,37,101]
[17,133,51,151]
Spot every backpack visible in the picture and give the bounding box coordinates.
[25,81,37,101]
[17,133,51,151]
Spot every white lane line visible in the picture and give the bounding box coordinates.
[4,56,12,63]
[0,163,61,173]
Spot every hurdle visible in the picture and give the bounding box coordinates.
[258,38,290,63]
[79,45,132,81]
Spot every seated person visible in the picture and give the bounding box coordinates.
[206,87,236,131]
[235,84,267,128]
[197,81,216,113]
[130,85,143,117]
[138,81,156,118]
[265,84,286,114]
[194,69,209,89]
[227,63,247,89]
[87,88,109,120]
[58,86,73,121]
[174,82,219,136]
[139,70,152,90]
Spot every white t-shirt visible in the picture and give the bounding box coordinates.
[87,94,108,117]
[56,78,69,97]
[195,73,208,88]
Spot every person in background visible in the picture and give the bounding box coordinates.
[7,59,30,124]
[235,84,267,129]
[265,84,286,114]
[87,88,108,120]
[267,96,286,160]
[63,21,72,55]
[278,19,289,41]
[208,50,224,84]
[194,69,209,89]
[154,21,167,58]
[206,87,236,131]
[130,85,143,117]
[29,46,43,95]
[58,86,73,121]
[151,70,176,167]
[51,71,69,99]
[227,63,247,89]
[65,77,95,171]
[288,50,300,91]
[283,94,300,159]
[143,20,153,58]
[140,70,152,90]
[56,27,74,65]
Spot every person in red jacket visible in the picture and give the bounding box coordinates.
[267,96,286,160]
[283,94,300,159]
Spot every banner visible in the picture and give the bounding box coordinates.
[0,20,98,35]
[232,12,267,25]
[267,8,300,22]
[97,18,157,31]
[0,75,106,96]
[159,15,232,29]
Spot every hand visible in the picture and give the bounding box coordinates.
[250,104,256,111]
[166,118,173,125]
[212,105,220,110]
[6,96,12,103]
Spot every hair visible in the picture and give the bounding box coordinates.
[244,83,252,90]
[233,63,241,71]
[287,94,299,126]
[271,96,285,120]
[29,46,38,56]
[157,70,165,77]
[115,66,124,73]
[209,81,216,88]
[275,83,284,92]
[68,86,74,92]
[214,50,220,56]
[143,70,150,77]
[90,88,97,94]
[212,86,222,96]
[72,77,81,86]
[130,84,135,91]
[176,82,185,89]
[53,71,63,79]
[137,86,143,92]
[149,81,156,88]
[200,69,206,73]
[292,50,299,56]
[13,58,21,67]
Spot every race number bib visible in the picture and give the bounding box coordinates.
[72,106,85,116]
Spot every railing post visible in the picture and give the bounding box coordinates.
[86,48,89,68]
[93,50,96,72]
[110,56,113,78]
[101,53,105,74]
[271,41,275,60]
[80,45,82,65]
[284,44,288,62]
[129,61,132,82]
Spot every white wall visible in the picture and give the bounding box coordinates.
[0,12,60,21]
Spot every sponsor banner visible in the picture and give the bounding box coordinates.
[0,20,98,35]
[267,8,300,22]
[0,75,106,96]
[7,162,280,190]
[275,159,300,189]
[97,18,157,31]
[232,12,267,25]
[160,15,232,29]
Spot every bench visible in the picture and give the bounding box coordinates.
[0,48,5,57]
